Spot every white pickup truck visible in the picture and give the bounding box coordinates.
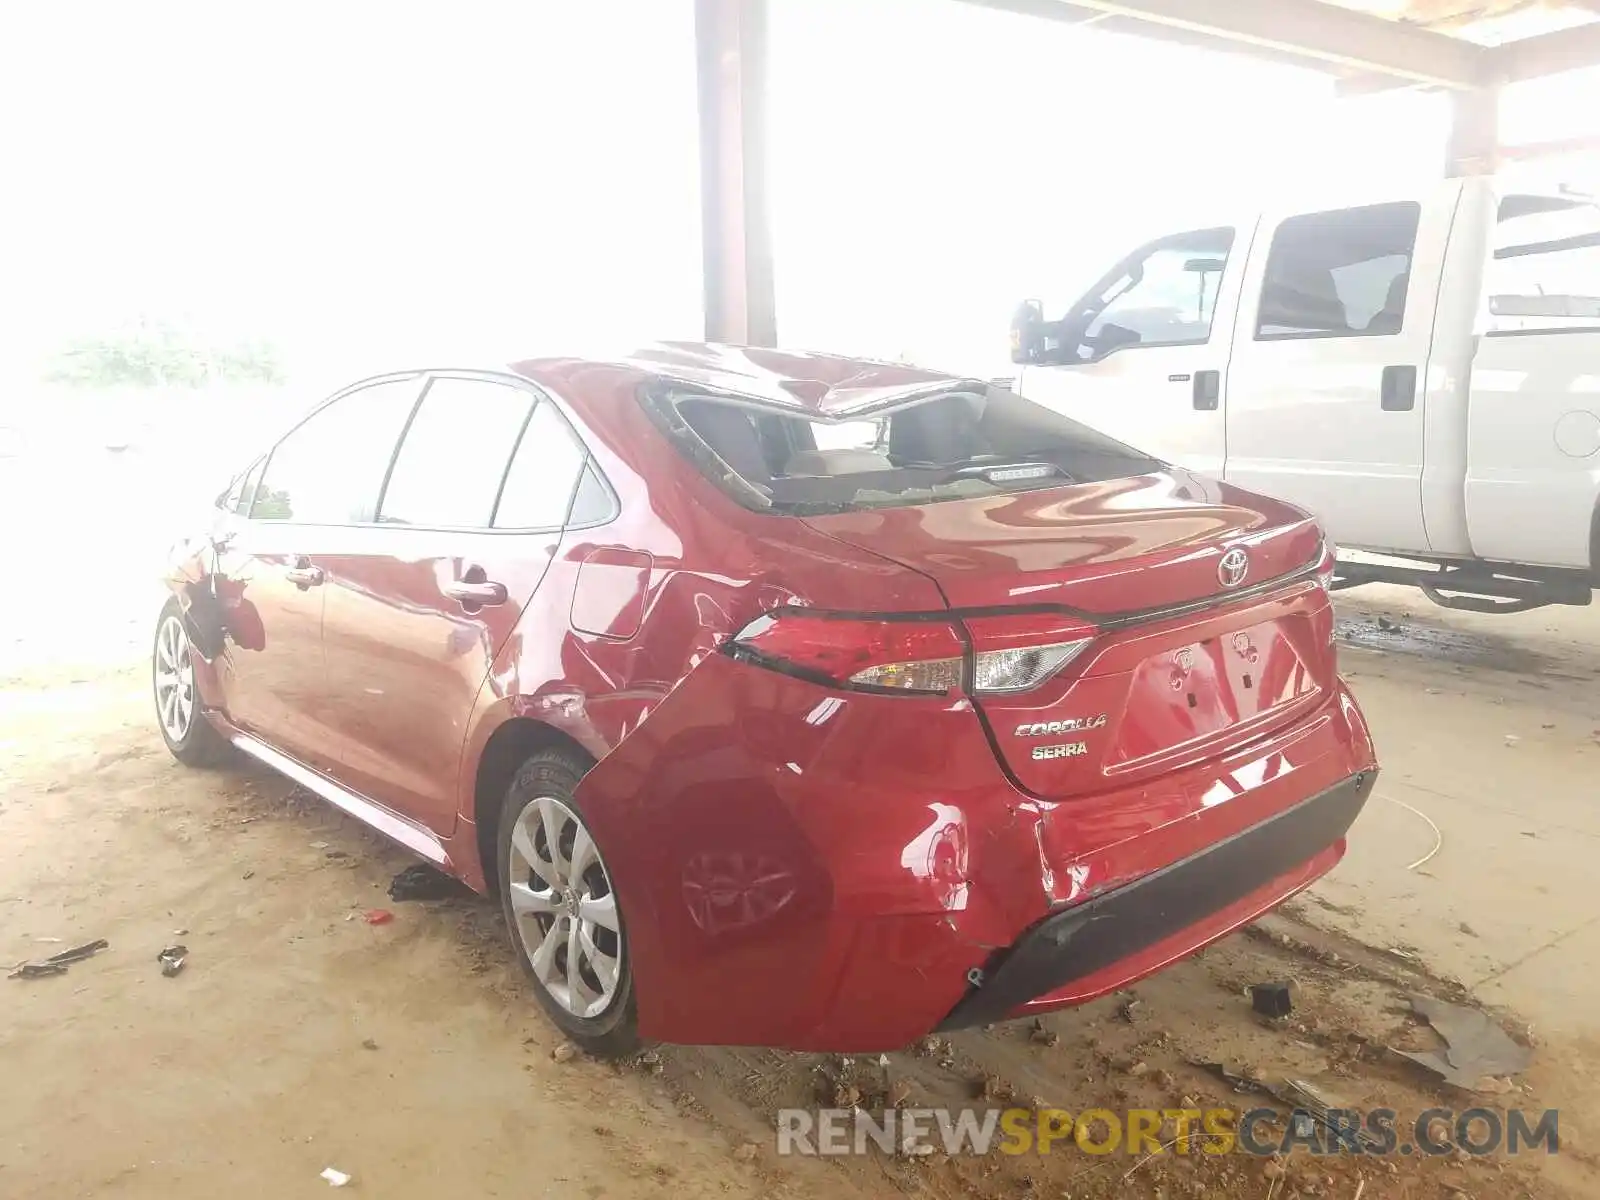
[1008,177,1600,613]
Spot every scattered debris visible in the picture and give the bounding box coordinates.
[1394,995,1531,1090]
[319,1167,351,1187]
[1116,993,1144,1023]
[1459,921,1478,937]
[1504,734,1521,746]
[831,1081,861,1108]
[887,1077,914,1107]
[1375,616,1403,633]
[550,1042,579,1064]
[733,1142,759,1162]
[157,945,188,977]
[8,938,109,980]
[34,936,63,944]
[1192,1063,1385,1152]
[310,841,330,850]
[363,909,394,926]
[361,1038,379,1051]
[1250,981,1295,1019]
[388,863,471,902]
[174,928,189,937]
[1028,1017,1060,1046]
[324,850,351,861]
[242,870,255,880]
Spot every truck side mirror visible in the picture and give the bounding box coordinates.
[1009,299,1045,364]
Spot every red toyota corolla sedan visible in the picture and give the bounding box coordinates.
[156,344,1376,1056]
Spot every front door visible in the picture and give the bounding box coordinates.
[318,375,594,836]
[1222,195,1451,553]
[1015,224,1248,476]
[213,375,424,768]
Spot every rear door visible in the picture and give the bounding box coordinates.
[1222,193,1452,553]
[1017,225,1247,475]
[317,374,595,836]
[214,376,424,766]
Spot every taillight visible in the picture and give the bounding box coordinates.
[730,611,1096,696]
[1316,536,1337,592]
[732,613,964,694]
[962,613,1095,694]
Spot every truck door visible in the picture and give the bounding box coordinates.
[1222,194,1453,553]
[1015,225,1247,476]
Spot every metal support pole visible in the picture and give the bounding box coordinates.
[695,0,777,346]
[1445,86,1500,178]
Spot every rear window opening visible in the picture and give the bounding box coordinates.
[648,384,1158,514]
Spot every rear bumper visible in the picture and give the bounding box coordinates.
[937,769,1374,1029]
[576,656,1378,1051]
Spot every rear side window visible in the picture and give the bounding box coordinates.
[1256,202,1420,339]
[1489,198,1600,336]
[492,401,591,529]
[657,385,1157,514]
[253,378,421,523]
[379,378,533,528]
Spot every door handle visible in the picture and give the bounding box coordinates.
[443,578,508,606]
[285,558,324,589]
[1381,365,1417,411]
[1192,369,1221,411]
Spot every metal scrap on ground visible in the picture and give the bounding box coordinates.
[7,938,108,980]
[158,944,188,977]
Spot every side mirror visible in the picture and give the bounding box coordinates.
[1009,299,1045,364]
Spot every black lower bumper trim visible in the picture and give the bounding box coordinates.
[937,770,1375,1030]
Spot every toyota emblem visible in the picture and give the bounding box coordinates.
[1217,547,1250,589]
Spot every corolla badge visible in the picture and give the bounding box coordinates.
[1217,546,1250,589]
[1014,715,1108,737]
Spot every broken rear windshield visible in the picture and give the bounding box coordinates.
[643,383,1160,514]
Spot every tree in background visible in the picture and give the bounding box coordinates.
[46,319,285,387]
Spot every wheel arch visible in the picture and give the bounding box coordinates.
[471,715,596,893]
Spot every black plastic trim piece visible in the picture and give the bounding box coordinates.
[936,770,1375,1030]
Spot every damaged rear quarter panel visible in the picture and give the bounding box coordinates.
[569,653,1053,1048]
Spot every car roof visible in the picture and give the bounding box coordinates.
[509,342,988,421]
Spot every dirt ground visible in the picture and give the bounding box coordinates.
[4,588,1600,1199]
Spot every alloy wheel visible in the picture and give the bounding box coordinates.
[154,614,196,742]
[506,794,623,1020]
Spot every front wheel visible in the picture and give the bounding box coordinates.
[498,748,639,1058]
[152,599,230,767]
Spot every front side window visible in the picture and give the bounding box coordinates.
[234,458,266,515]
[1256,202,1420,339]
[252,378,421,523]
[1488,198,1600,335]
[1079,229,1234,355]
[492,400,591,529]
[378,377,534,528]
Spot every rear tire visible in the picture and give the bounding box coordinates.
[152,599,231,768]
[498,747,639,1059]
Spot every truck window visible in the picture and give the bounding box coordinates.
[1488,198,1600,336]
[1079,229,1234,352]
[1256,202,1420,340]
